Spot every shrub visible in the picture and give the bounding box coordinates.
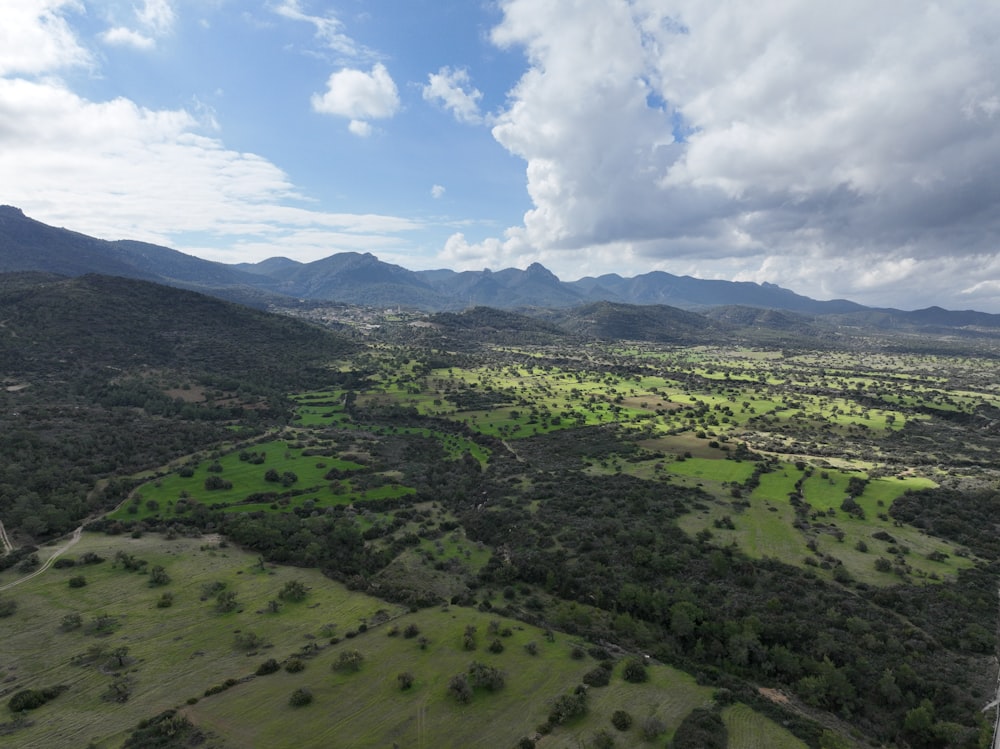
[284,658,306,673]
[621,657,648,683]
[548,691,587,725]
[8,685,68,713]
[671,707,727,749]
[582,667,611,687]
[468,661,505,691]
[256,659,280,676]
[333,650,364,673]
[397,671,414,690]
[448,674,473,704]
[488,638,504,654]
[68,575,87,588]
[288,688,313,707]
[611,710,632,731]
[53,558,76,569]
[403,623,420,638]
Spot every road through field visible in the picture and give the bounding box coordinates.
[0,525,83,593]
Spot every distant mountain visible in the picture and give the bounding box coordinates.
[3,206,1000,330]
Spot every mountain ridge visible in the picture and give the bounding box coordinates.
[2,205,998,330]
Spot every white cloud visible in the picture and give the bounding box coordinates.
[101,26,155,50]
[0,75,421,260]
[475,0,1000,309]
[311,63,400,133]
[431,184,445,199]
[99,0,175,50]
[348,119,372,137]
[422,66,483,124]
[0,0,91,76]
[272,0,367,58]
[136,0,175,36]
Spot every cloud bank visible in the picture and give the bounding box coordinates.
[450,0,1000,310]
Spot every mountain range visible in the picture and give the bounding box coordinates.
[2,205,998,332]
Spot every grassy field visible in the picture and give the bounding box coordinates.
[0,532,812,749]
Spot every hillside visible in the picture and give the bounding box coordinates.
[0,273,357,538]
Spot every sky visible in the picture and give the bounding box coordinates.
[3,1,1000,312]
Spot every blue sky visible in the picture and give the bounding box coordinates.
[4,1,1000,312]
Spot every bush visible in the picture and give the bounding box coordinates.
[468,661,505,691]
[548,691,587,725]
[8,686,68,713]
[288,688,313,707]
[256,659,280,676]
[621,657,648,683]
[68,575,87,588]
[583,667,611,687]
[448,673,473,704]
[671,707,727,749]
[333,650,364,673]
[284,658,306,673]
[397,671,414,690]
[403,623,420,638]
[611,710,632,731]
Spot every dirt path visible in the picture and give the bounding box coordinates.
[0,520,13,555]
[0,525,83,593]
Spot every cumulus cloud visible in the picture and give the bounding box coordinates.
[311,63,400,134]
[431,184,445,199]
[0,4,422,263]
[422,66,483,124]
[0,76,420,255]
[0,0,91,75]
[475,0,1000,310]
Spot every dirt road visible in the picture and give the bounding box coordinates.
[0,525,83,593]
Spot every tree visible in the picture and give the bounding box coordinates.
[279,579,308,602]
[215,590,238,613]
[611,710,632,731]
[397,671,414,690]
[447,673,473,704]
[148,565,170,586]
[333,650,364,673]
[109,646,131,668]
[621,657,648,683]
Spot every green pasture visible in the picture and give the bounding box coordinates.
[723,702,809,749]
[109,439,370,522]
[0,532,403,749]
[677,464,967,586]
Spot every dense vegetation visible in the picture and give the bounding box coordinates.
[2,274,999,748]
